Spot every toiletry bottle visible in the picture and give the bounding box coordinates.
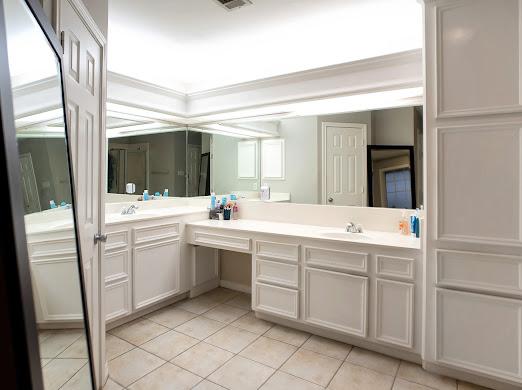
[49,200,57,209]
[143,189,149,201]
[164,188,169,197]
[210,192,216,209]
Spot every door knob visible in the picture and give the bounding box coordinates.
[328,197,333,203]
[94,233,108,243]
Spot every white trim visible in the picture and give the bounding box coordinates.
[219,280,252,294]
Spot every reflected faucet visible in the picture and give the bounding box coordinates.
[121,204,139,215]
[346,221,363,233]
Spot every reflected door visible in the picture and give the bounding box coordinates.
[324,123,366,206]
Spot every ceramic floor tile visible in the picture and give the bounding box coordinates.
[145,306,198,328]
[230,312,273,334]
[128,362,202,390]
[240,336,297,369]
[208,355,275,390]
[393,378,434,390]
[205,325,260,353]
[192,380,227,390]
[457,381,491,390]
[109,318,169,346]
[203,304,249,324]
[302,335,352,360]
[58,335,89,358]
[103,378,124,390]
[42,358,87,390]
[140,330,199,360]
[176,295,221,315]
[106,333,134,361]
[202,287,240,303]
[328,362,394,390]
[225,293,252,310]
[175,316,226,340]
[261,371,325,390]
[39,329,83,358]
[172,341,234,377]
[108,348,165,387]
[60,364,93,390]
[397,361,457,390]
[346,347,400,376]
[265,325,311,347]
[41,358,51,367]
[38,330,53,343]
[281,348,342,387]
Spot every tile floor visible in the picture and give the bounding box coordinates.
[105,288,490,390]
[38,328,91,389]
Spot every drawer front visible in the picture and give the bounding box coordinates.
[106,230,128,252]
[436,288,522,381]
[106,280,130,321]
[376,255,415,281]
[28,238,77,259]
[256,258,298,288]
[105,250,129,282]
[193,231,251,252]
[255,241,299,263]
[437,250,522,295]
[133,223,180,245]
[305,246,368,273]
[255,283,299,320]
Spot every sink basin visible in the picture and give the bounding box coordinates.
[319,231,371,240]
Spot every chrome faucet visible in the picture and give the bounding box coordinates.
[346,221,363,233]
[121,204,139,215]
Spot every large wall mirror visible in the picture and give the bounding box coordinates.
[3,0,94,387]
[106,105,423,210]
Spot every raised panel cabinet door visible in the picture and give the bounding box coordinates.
[436,288,522,382]
[375,279,414,349]
[133,239,181,310]
[304,267,368,337]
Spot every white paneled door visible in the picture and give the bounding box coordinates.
[58,0,106,386]
[323,123,367,206]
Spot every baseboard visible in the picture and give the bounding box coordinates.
[38,321,84,330]
[190,278,220,298]
[219,280,251,294]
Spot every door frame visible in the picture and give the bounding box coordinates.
[321,122,368,206]
[54,0,107,386]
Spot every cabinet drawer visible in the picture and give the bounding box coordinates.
[437,250,522,295]
[28,238,77,259]
[256,258,298,288]
[305,246,368,274]
[255,241,299,262]
[193,231,251,252]
[106,280,130,322]
[304,267,368,337]
[255,283,299,320]
[376,255,415,280]
[436,288,522,381]
[106,230,128,252]
[375,279,414,348]
[105,250,129,283]
[133,223,180,245]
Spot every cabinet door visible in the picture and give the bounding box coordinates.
[133,239,180,310]
[375,279,414,348]
[436,288,522,382]
[304,267,368,337]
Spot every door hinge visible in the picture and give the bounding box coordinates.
[60,31,65,54]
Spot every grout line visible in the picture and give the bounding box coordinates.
[57,360,89,390]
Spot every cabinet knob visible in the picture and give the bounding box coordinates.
[328,197,333,203]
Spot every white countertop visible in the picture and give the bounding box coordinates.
[186,219,421,250]
[105,206,207,225]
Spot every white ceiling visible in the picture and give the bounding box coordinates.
[108,0,422,93]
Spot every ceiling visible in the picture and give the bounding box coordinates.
[108,0,422,93]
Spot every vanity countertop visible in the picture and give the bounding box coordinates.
[186,219,421,250]
[105,206,208,225]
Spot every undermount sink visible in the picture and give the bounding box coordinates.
[319,231,371,240]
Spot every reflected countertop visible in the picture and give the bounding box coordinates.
[186,219,421,250]
[105,206,208,225]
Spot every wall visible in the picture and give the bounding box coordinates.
[219,251,251,290]
[372,107,414,145]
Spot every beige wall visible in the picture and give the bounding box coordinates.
[219,250,251,289]
[372,107,415,145]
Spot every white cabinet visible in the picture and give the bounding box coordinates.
[255,282,299,320]
[304,267,368,337]
[436,288,522,382]
[375,279,414,348]
[133,239,180,310]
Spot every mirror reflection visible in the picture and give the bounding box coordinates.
[4,0,93,387]
[106,105,423,210]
